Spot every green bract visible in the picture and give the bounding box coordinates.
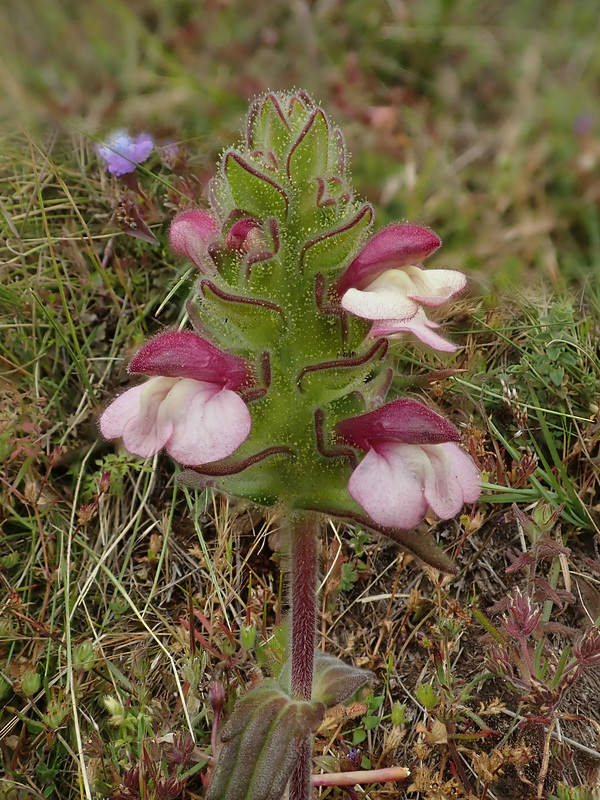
[181,92,382,519]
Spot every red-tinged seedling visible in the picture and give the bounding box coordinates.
[481,502,600,733]
[500,589,543,638]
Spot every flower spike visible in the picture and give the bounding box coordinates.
[98,92,476,800]
[100,91,472,557]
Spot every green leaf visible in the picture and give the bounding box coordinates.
[287,110,329,185]
[363,714,380,730]
[392,702,409,727]
[178,458,284,508]
[297,340,387,401]
[415,682,440,712]
[288,95,308,127]
[352,728,367,745]
[187,298,252,354]
[339,562,358,592]
[368,522,457,573]
[300,204,373,274]
[224,151,289,221]
[0,551,19,569]
[208,174,235,218]
[470,607,508,645]
[0,676,12,701]
[549,367,564,386]
[200,281,285,348]
[207,680,324,800]
[36,763,59,785]
[368,694,385,711]
[310,654,374,708]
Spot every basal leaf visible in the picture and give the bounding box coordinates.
[207,681,324,800]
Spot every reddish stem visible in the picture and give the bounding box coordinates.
[312,765,410,786]
[288,512,320,800]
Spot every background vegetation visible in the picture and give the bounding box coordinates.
[2,1,600,798]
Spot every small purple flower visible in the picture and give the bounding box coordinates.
[97,130,154,177]
[573,112,594,138]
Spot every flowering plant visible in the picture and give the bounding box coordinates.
[100,91,480,800]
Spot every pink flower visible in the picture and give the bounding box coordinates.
[336,399,480,529]
[225,217,263,251]
[97,131,154,177]
[337,224,466,352]
[100,331,252,466]
[170,209,219,273]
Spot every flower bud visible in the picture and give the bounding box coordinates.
[208,680,226,717]
[122,767,140,793]
[98,471,112,494]
[103,694,125,725]
[73,641,96,672]
[239,624,257,651]
[44,698,69,729]
[156,777,184,800]
[20,671,41,697]
[166,732,196,767]
[225,217,264,252]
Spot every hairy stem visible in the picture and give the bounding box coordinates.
[288,512,320,800]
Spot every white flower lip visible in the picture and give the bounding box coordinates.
[348,441,480,530]
[100,376,251,467]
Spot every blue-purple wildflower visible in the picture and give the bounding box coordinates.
[97,130,154,177]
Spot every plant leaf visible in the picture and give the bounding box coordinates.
[287,109,329,185]
[224,151,289,220]
[279,654,374,709]
[300,204,373,274]
[200,281,285,348]
[207,680,325,800]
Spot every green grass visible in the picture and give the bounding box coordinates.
[2,1,600,798]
